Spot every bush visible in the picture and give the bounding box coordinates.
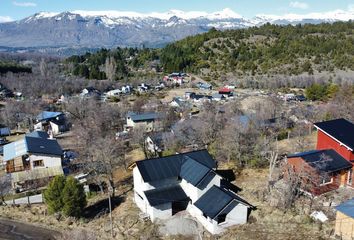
[44,175,86,218]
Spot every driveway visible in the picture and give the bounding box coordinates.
[0,218,60,240]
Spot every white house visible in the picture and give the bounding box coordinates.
[133,150,253,234]
[3,131,63,188]
[125,112,159,132]
[34,111,69,136]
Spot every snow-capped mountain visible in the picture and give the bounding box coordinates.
[0,8,353,50]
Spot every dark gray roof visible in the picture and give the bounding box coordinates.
[25,136,62,156]
[136,154,183,182]
[36,111,63,122]
[127,112,159,122]
[288,149,352,173]
[136,150,217,183]
[26,131,49,139]
[314,118,354,151]
[144,185,189,206]
[196,171,217,190]
[336,198,354,218]
[195,185,252,219]
[180,156,211,186]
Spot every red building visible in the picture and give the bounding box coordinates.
[314,119,354,161]
[287,118,354,195]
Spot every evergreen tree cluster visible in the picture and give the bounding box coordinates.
[65,47,158,80]
[0,61,32,74]
[159,22,354,75]
[44,175,87,218]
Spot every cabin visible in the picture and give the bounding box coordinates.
[133,150,253,234]
[335,198,354,240]
[125,112,159,132]
[287,118,354,195]
[314,118,354,161]
[34,111,69,136]
[287,149,352,195]
[3,131,63,189]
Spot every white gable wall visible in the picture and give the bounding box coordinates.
[188,201,249,235]
[29,154,61,169]
[180,174,222,203]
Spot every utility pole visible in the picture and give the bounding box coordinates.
[108,186,113,238]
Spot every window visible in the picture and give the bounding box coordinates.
[320,175,332,186]
[33,160,44,168]
[348,169,353,185]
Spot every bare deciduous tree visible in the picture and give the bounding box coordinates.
[105,56,117,81]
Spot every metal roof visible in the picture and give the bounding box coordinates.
[288,149,352,173]
[25,136,63,156]
[144,185,189,206]
[194,185,252,219]
[3,139,27,161]
[3,136,62,161]
[26,131,49,139]
[196,171,217,190]
[127,112,159,122]
[180,156,210,186]
[36,111,63,122]
[314,118,354,151]
[336,198,354,218]
[0,127,10,136]
[135,150,217,183]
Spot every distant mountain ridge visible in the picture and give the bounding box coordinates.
[0,8,353,50]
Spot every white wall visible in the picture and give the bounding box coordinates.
[188,201,249,234]
[29,154,61,169]
[180,175,221,203]
[148,203,172,222]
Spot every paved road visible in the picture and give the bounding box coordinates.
[0,219,60,240]
[5,194,43,205]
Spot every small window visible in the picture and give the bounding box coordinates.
[33,160,44,167]
[320,175,332,186]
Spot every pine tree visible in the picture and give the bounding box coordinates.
[62,177,87,218]
[43,175,66,214]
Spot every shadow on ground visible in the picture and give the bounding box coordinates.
[83,195,125,219]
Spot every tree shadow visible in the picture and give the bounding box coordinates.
[83,195,125,219]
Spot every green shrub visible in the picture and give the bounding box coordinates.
[44,175,86,218]
[62,177,87,218]
[43,175,66,214]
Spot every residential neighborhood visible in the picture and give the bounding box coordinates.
[0,2,354,239]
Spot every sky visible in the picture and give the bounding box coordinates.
[0,0,354,22]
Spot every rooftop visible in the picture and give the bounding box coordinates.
[288,149,352,173]
[336,198,354,218]
[144,185,189,206]
[127,112,159,122]
[36,111,64,122]
[194,185,253,219]
[136,149,217,183]
[3,136,62,161]
[314,118,354,151]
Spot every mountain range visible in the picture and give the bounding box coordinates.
[0,8,353,52]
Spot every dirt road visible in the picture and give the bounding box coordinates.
[0,218,60,240]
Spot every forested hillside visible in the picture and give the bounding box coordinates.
[160,22,354,76]
[64,21,354,82]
